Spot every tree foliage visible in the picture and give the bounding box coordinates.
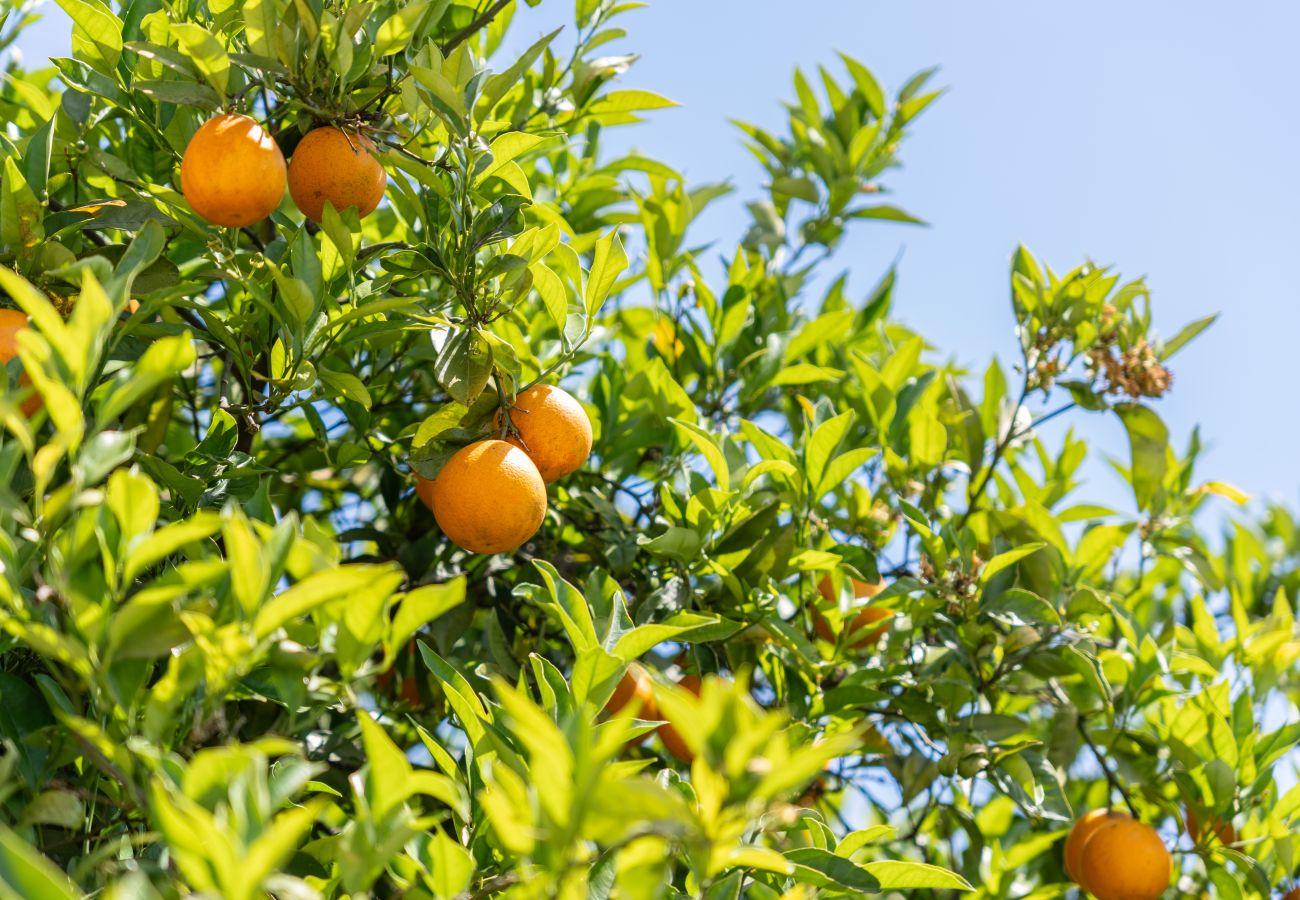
[0,0,1294,897]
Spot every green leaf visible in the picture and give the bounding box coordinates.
[725,845,794,875]
[805,410,852,490]
[19,791,84,829]
[241,0,278,58]
[358,711,412,821]
[815,446,875,499]
[671,418,730,491]
[589,89,677,114]
[433,328,493,405]
[532,561,599,652]
[97,334,197,423]
[980,543,1046,585]
[771,176,819,203]
[389,578,466,661]
[864,860,974,891]
[531,262,567,330]
[786,848,880,891]
[1,157,44,253]
[478,132,545,183]
[132,79,222,109]
[0,826,81,900]
[838,53,885,118]
[1162,313,1217,359]
[639,527,702,564]
[171,23,230,99]
[770,363,845,386]
[375,1,431,56]
[1114,403,1169,512]
[908,410,947,467]
[54,0,123,76]
[850,204,927,225]
[584,231,628,318]
[253,564,403,639]
[428,830,475,897]
[319,366,372,409]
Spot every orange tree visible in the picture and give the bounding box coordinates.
[0,1,1297,898]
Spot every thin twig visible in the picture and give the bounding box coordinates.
[440,0,513,54]
[956,377,1030,531]
[1050,680,1139,817]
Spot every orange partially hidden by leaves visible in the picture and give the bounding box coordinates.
[1284,888,1300,900]
[1078,816,1171,900]
[496,383,593,483]
[288,126,387,223]
[1185,802,1235,846]
[429,439,546,554]
[0,309,42,417]
[605,664,658,746]
[657,674,702,763]
[180,113,286,227]
[377,639,424,708]
[1064,809,1128,889]
[814,575,894,649]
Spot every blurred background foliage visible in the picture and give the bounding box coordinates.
[0,0,1296,897]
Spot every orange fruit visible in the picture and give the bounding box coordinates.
[605,664,658,746]
[428,439,546,554]
[180,114,286,227]
[1065,809,1128,888]
[605,665,657,718]
[1284,888,1300,900]
[798,775,829,807]
[287,126,387,223]
[414,474,437,512]
[813,575,894,649]
[1185,802,1235,846]
[657,674,702,763]
[495,384,593,483]
[1078,817,1171,900]
[0,309,42,417]
[377,660,424,708]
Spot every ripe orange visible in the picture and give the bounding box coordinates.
[1284,888,1300,900]
[813,575,894,649]
[376,639,424,707]
[605,665,656,718]
[0,309,42,417]
[1185,802,1235,846]
[657,674,702,763]
[414,474,437,512]
[428,439,546,554]
[605,664,658,746]
[495,384,593,483]
[1065,809,1128,888]
[287,126,387,222]
[1078,817,1171,900]
[180,114,286,227]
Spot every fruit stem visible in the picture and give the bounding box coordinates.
[1076,713,1140,819]
[492,371,529,448]
[1050,680,1140,818]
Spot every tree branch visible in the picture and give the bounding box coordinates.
[440,0,513,54]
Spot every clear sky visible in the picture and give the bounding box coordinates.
[17,1,1300,509]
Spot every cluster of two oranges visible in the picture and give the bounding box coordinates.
[179,113,386,226]
[1064,810,1170,899]
[415,384,592,554]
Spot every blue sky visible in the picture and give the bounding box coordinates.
[18,1,1300,509]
